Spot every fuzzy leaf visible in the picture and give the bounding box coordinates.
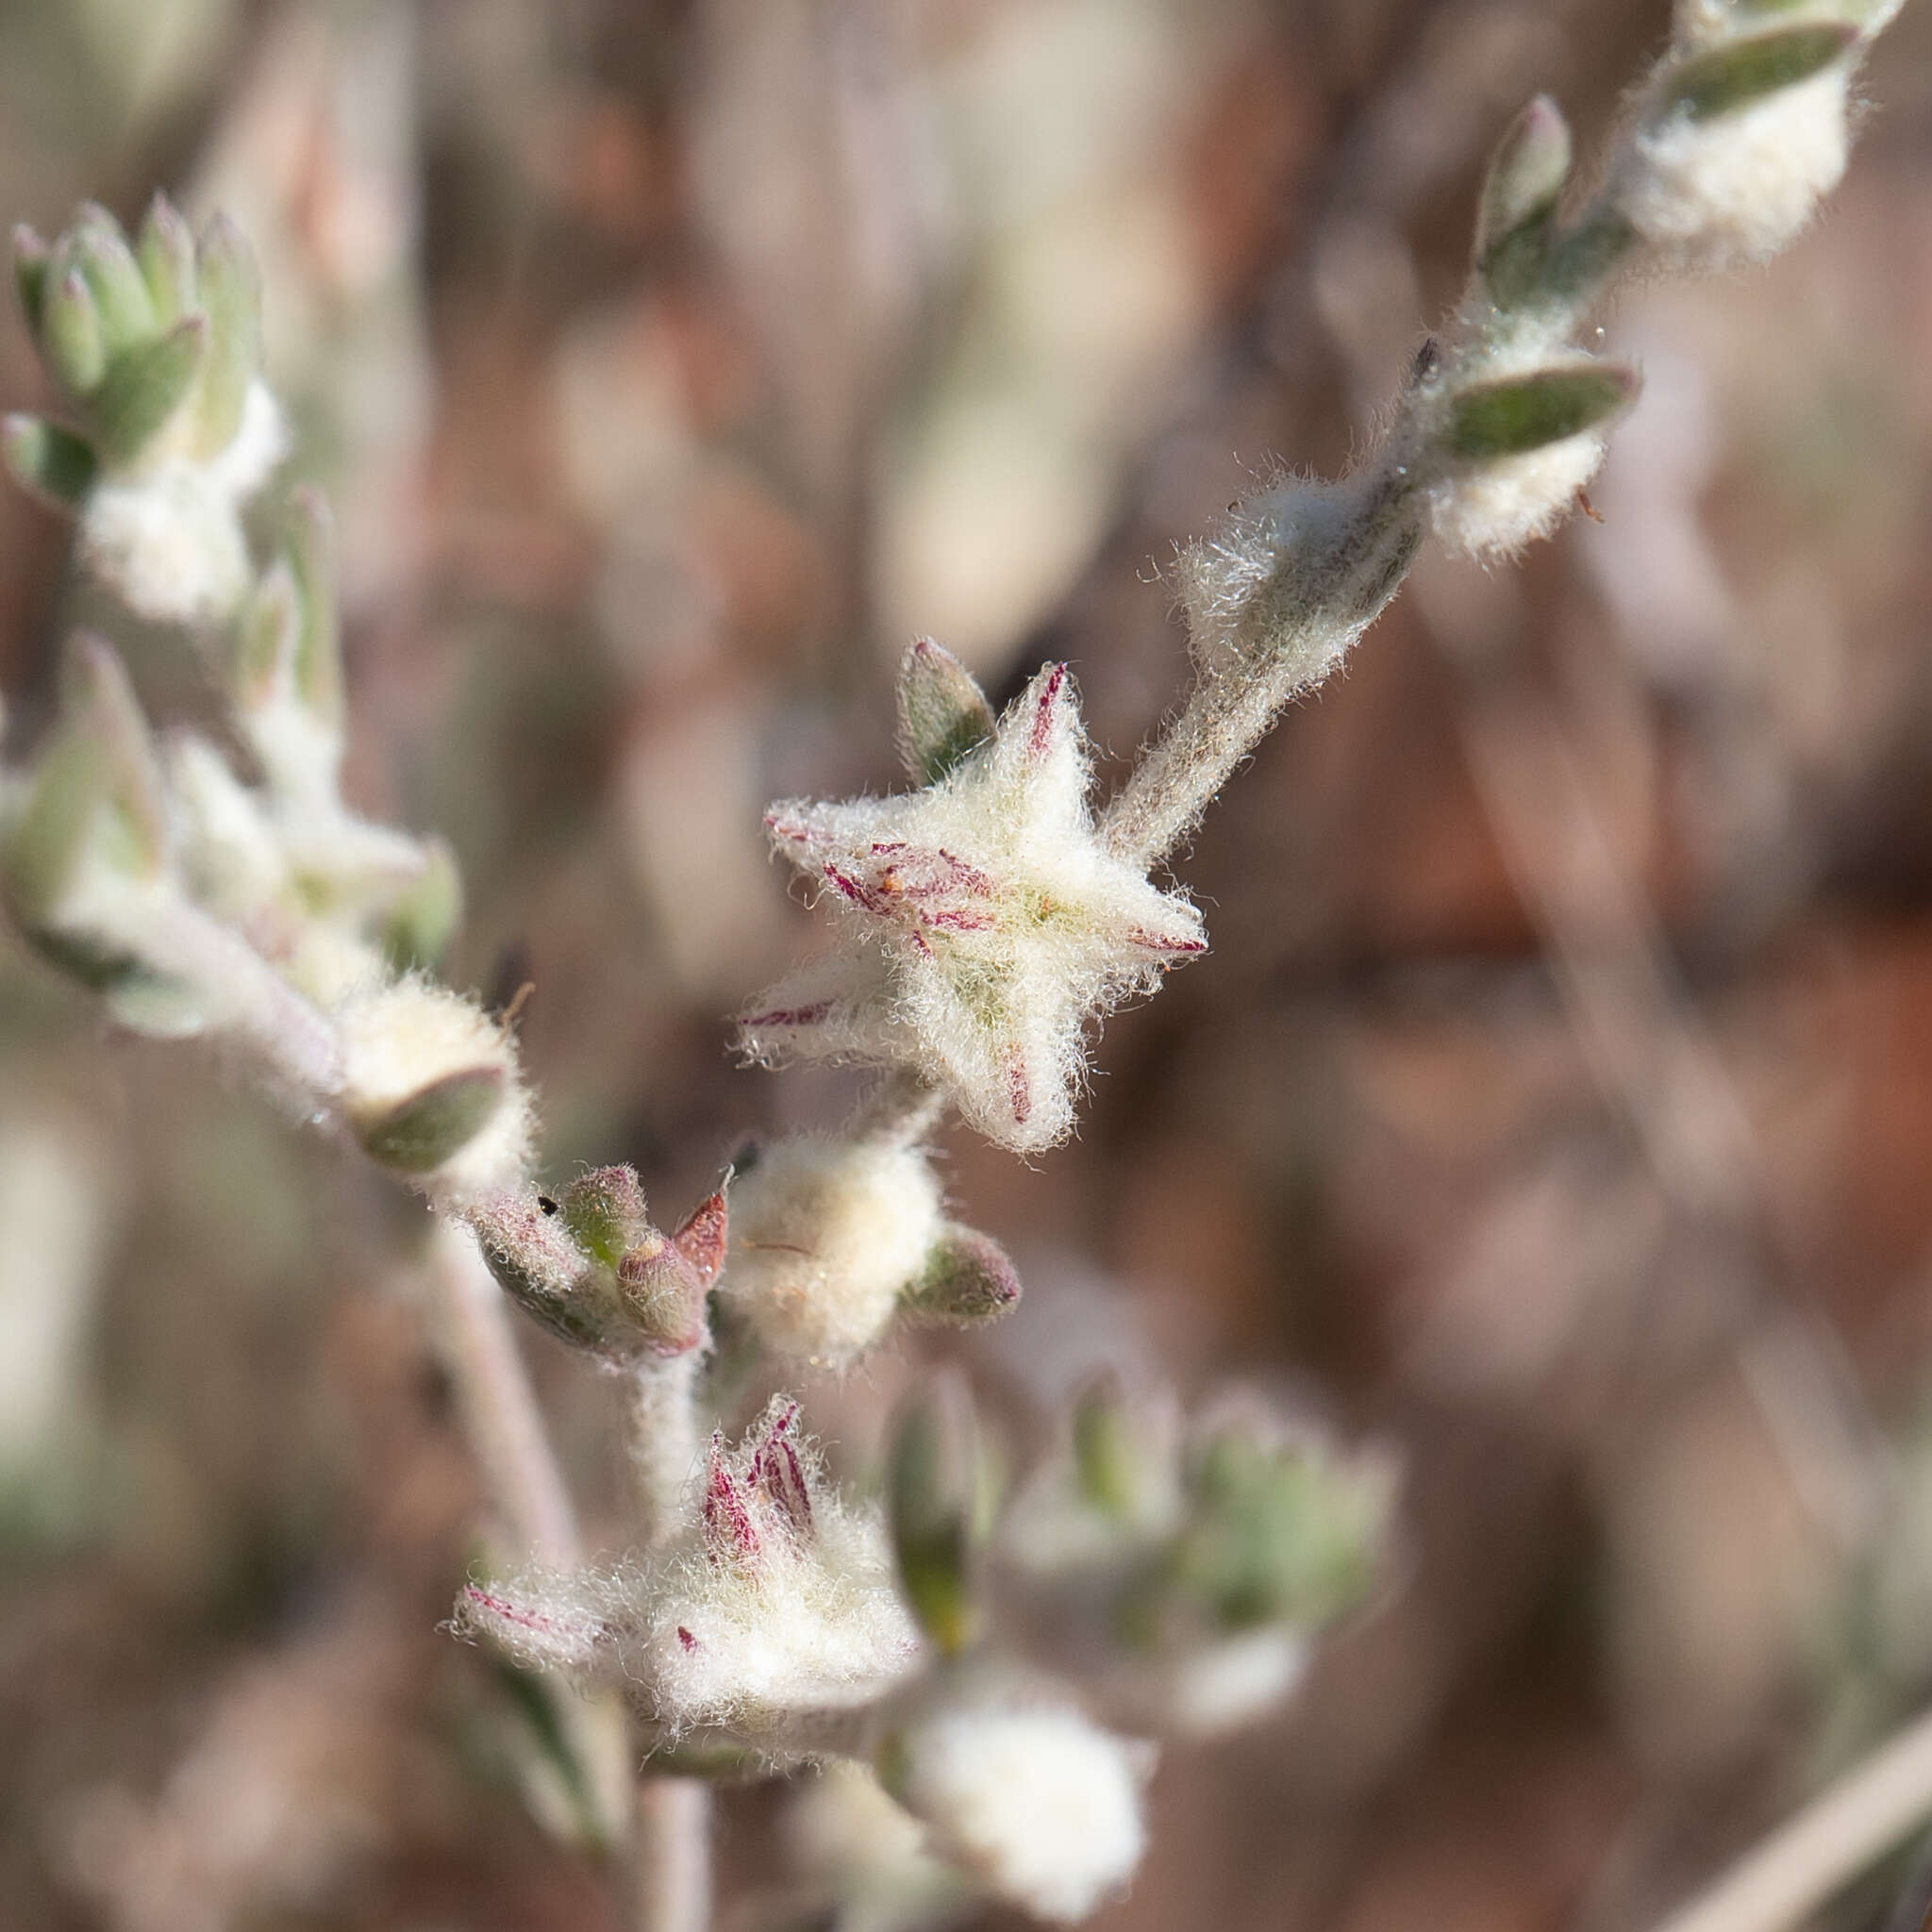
[889,1377,984,1656]
[43,269,106,395]
[282,488,344,725]
[356,1064,506,1172]
[3,414,97,508]
[380,834,464,974]
[91,315,207,465]
[1661,25,1857,120]
[191,213,260,456]
[1443,363,1637,461]
[136,193,198,327]
[897,638,995,786]
[68,209,156,355]
[1475,96,1573,308]
[11,225,49,334]
[1475,95,1572,262]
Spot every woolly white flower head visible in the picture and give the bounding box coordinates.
[635,1398,923,1747]
[886,1697,1150,1923]
[1621,64,1851,270]
[722,1135,946,1364]
[741,661,1205,1154]
[336,976,533,1206]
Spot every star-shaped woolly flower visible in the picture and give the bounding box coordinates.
[739,641,1205,1154]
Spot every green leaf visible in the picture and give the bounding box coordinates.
[355,1064,506,1172]
[1661,25,1857,122]
[12,225,50,334]
[380,834,464,974]
[1476,96,1574,311]
[1475,95,1572,264]
[3,414,97,509]
[3,638,166,925]
[282,489,343,725]
[1073,1379,1144,1524]
[897,637,995,786]
[42,268,105,396]
[889,1377,984,1656]
[191,213,260,457]
[137,193,198,327]
[1443,362,1637,461]
[90,316,207,466]
[69,208,156,355]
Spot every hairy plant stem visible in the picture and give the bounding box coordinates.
[426,1218,584,1566]
[634,1777,712,1932]
[630,1350,712,1932]
[1100,187,1642,877]
[849,1067,946,1146]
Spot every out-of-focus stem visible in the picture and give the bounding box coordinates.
[1649,1703,1932,1932]
[629,1351,710,1932]
[630,1351,703,1553]
[634,1777,712,1932]
[425,1217,582,1566]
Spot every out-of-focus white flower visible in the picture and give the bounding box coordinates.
[741,658,1204,1154]
[1621,54,1852,269]
[885,1696,1150,1924]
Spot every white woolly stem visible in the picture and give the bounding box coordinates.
[633,1776,712,1932]
[1649,1703,1932,1932]
[1101,475,1423,873]
[114,892,348,1110]
[848,1068,946,1146]
[425,1218,584,1567]
[629,1355,712,1932]
[631,1351,704,1553]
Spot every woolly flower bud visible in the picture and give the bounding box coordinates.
[722,1136,944,1364]
[78,466,250,625]
[1622,63,1851,270]
[74,381,286,626]
[337,977,532,1205]
[885,1700,1150,1923]
[1427,426,1607,561]
[635,1399,922,1746]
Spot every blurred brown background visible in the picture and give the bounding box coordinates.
[5,1,1932,1927]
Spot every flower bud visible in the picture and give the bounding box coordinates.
[721,1135,947,1364]
[338,977,532,1204]
[899,1225,1023,1327]
[469,1171,721,1363]
[896,637,995,786]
